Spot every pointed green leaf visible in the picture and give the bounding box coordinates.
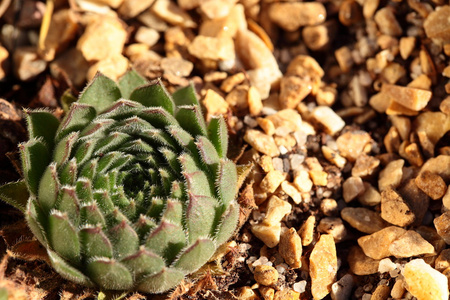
[57,186,80,224]
[134,215,157,242]
[136,267,184,294]
[0,180,29,212]
[80,201,106,227]
[93,190,115,214]
[170,181,184,200]
[100,99,143,120]
[113,117,154,136]
[216,159,238,208]
[173,238,215,273]
[183,170,214,199]
[106,207,129,228]
[121,247,165,280]
[108,220,139,259]
[130,79,175,114]
[59,159,77,185]
[56,103,96,141]
[179,153,214,198]
[159,168,174,195]
[73,140,97,165]
[25,198,48,247]
[140,107,178,129]
[186,192,217,243]
[38,163,60,213]
[94,131,131,155]
[93,173,110,190]
[121,139,154,154]
[207,115,228,158]
[60,89,78,112]
[145,220,186,263]
[47,250,94,287]
[53,131,79,166]
[79,118,114,139]
[159,147,181,174]
[25,110,60,149]
[176,105,207,137]
[146,197,164,220]
[196,135,220,167]
[86,258,133,290]
[80,226,113,259]
[142,129,178,149]
[161,199,183,225]
[97,151,124,173]
[76,178,94,203]
[214,202,239,245]
[79,158,98,180]
[78,72,122,113]
[172,82,200,106]
[108,154,133,171]
[48,211,80,264]
[118,70,148,99]
[19,138,51,195]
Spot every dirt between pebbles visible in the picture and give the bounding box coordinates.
[1,0,450,299]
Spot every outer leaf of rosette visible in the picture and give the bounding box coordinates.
[207,115,228,158]
[139,107,179,130]
[79,118,115,140]
[55,103,97,142]
[79,225,113,259]
[120,246,165,281]
[136,267,184,294]
[173,238,215,273]
[73,139,97,166]
[76,178,94,203]
[0,180,29,212]
[25,110,60,149]
[59,158,77,185]
[98,99,143,120]
[108,220,139,259]
[178,153,214,198]
[47,249,95,287]
[47,210,81,265]
[25,197,49,248]
[57,186,81,225]
[93,131,131,156]
[80,201,106,227]
[215,159,238,208]
[19,138,51,195]
[53,131,79,166]
[85,257,133,290]
[38,163,60,213]
[161,199,183,225]
[118,70,148,99]
[60,89,78,113]
[130,78,175,115]
[172,82,200,106]
[78,72,122,114]
[145,220,186,264]
[195,136,220,177]
[175,105,208,137]
[185,192,217,244]
[213,201,240,246]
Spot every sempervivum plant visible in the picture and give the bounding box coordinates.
[0,71,241,293]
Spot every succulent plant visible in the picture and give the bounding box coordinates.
[0,71,241,293]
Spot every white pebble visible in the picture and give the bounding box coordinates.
[244,115,258,128]
[272,157,284,172]
[279,145,288,155]
[293,280,307,293]
[261,107,277,116]
[378,258,397,274]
